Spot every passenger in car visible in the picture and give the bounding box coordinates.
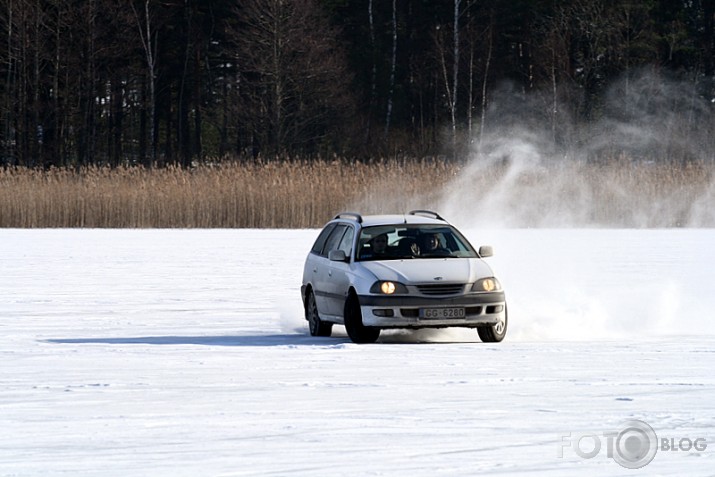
[361,233,390,259]
[370,234,389,255]
[397,237,420,256]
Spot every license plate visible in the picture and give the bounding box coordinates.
[419,307,465,319]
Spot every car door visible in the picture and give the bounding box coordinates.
[305,223,336,313]
[313,224,348,317]
[323,225,354,318]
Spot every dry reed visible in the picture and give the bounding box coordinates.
[0,158,712,228]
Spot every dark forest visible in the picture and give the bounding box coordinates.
[2,0,714,167]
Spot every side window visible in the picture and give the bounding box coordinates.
[337,226,354,258]
[321,224,348,256]
[311,223,337,255]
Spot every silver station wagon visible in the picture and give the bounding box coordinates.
[300,210,507,343]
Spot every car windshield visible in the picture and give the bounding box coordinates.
[356,224,478,261]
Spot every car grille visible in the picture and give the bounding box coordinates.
[415,284,465,295]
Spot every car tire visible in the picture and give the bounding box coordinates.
[477,306,508,343]
[344,294,380,344]
[306,291,332,337]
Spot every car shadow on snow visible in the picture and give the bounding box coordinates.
[44,334,352,347]
[45,329,484,346]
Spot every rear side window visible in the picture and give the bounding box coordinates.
[311,223,337,255]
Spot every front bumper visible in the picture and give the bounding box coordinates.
[357,291,506,328]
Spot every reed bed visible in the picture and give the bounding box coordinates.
[0,159,457,228]
[0,158,712,228]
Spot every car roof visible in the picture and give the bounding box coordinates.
[360,214,445,226]
[331,211,448,227]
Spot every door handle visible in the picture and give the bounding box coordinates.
[328,270,332,277]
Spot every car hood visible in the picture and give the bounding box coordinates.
[360,258,493,284]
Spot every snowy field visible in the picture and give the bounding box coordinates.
[2,228,714,476]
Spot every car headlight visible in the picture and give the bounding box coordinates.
[370,281,408,294]
[472,277,501,292]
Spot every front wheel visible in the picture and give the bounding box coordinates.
[477,306,508,343]
[344,295,380,344]
[306,291,332,337]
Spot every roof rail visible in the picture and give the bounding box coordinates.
[334,212,363,223]
[408,210,445,221]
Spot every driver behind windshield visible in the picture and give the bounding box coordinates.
[421,232,447,253]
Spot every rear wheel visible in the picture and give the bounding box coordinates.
[306,291,332,337]
[344,294,380,344]
[477,306,508,343]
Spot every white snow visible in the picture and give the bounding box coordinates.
[2,228,714,476]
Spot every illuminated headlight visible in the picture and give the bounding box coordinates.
[370,281,408,294]
[381,282,396,294]
[472,278,501,292]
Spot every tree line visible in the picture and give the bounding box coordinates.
[1,0,714,168]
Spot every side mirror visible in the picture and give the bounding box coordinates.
[478,245,493,258]
[328,250,347,262]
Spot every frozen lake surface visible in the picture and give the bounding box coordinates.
[2,228,714,476]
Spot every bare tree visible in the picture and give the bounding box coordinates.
[478,21,492,150]
[366,0,377,142]
[432,0,464,157]
[384,0,397,139]
[1,0,16,164]
[130,0,157,166]
[450,0,460,156]
[232,0,355,155]
[536,6,571,144]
